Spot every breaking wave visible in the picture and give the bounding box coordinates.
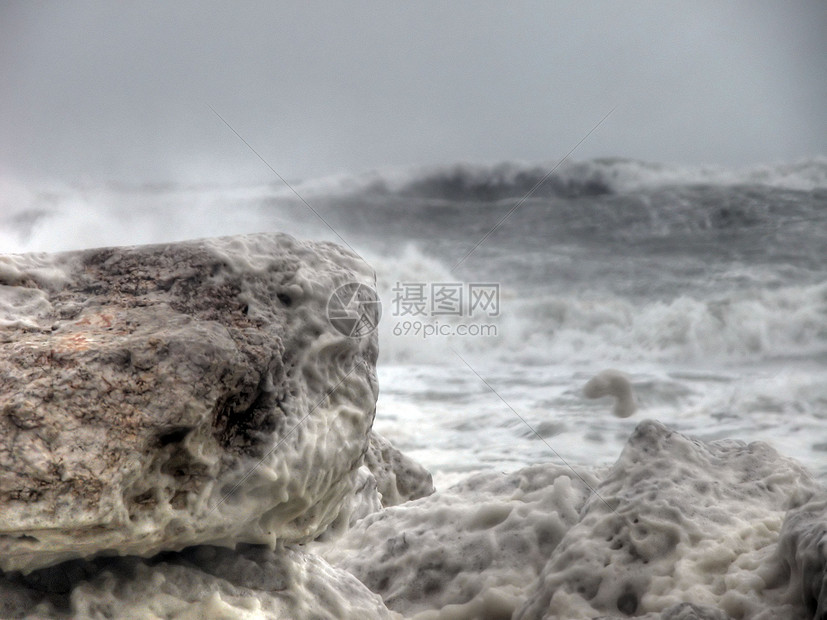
[330,156,827,202]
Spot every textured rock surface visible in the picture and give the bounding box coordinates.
[0,233,379,573]
[314,465,383,542]
[0,544,398,619]
[364,430,435,507]
[319,462,599,618]
[776,491,827,619]
[317,421,823,620]
[516,420,821,620]
[316,431,435,542]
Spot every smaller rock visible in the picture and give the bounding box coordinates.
[316,466,383,541]
[364,431,435,506]
[583,369,637,418]
[515,420,821,620]
[317,432,433,541]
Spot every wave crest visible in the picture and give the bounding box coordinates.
[332,157,827,203]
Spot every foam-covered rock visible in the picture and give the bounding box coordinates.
[0,544,398,619]
[322,421,822,619]
[317,431,434,542]
[582,369,637,418]
[319,462,599,618]
[776,491,827,618]
[516,420,821,620]
[314,465,383,542]
[365,431,435,507]
[0,233,379,573]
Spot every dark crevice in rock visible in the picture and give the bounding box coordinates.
[156,426,192,447]
[212,369,285,456]
[128,489,157,511]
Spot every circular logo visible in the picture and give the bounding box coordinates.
[326,283,382,338]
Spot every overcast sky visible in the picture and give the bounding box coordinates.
[1,1,825,186]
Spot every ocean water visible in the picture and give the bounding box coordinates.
[2,157,826,490]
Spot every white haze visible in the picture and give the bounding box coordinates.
[0,1,825,187]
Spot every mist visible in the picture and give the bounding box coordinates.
[1,1,825,186]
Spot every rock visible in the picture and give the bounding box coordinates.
[314,465,383,541]
[0,233,380,573]
[0,544,398,619]
[515,420,821,620]
[316,420,822,620]
[364,430,435,507]
[776,491,827,618]
[316,431,434,541]
[582,369,637,418]
[319,462,599,618]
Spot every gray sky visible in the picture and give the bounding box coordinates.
[1,1,825,185]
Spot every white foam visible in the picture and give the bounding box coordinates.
[371,276,827,368]
[515,421,821,619]
[500,282,827,366]
[318,463,599,618]
[0,251,76,330]
[317,421,822,619]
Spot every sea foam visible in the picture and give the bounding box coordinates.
[317,421,823,619]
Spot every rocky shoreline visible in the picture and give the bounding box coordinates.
[1,235,824,619]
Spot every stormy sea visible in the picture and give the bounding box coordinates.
[1,157,826,618]
[3,157,825,485]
